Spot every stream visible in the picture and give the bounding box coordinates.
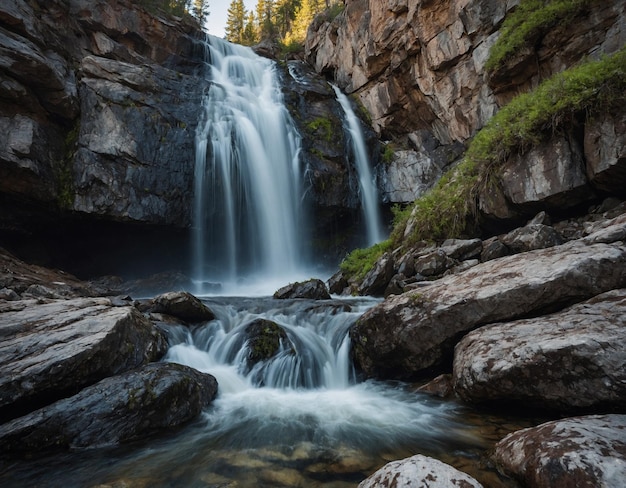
[0,295,534,487]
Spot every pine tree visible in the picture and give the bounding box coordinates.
[242,11,258,45]
[256,0,276,41]
[225,0,247,44]
[192,0,209,25]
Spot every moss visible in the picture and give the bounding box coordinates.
[486,0,598,72]
[306,117,333,142]
[340,239,392,281]
[381,144,395,164]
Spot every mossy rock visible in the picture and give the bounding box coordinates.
[244,319,292,365]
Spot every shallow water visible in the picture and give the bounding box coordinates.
[0,297,534,487]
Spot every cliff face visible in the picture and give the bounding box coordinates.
[0,0,206,230]
[306,0,626,206]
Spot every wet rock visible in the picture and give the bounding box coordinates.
[0,362,218,452]
[274,279,331,300]
[244,319,292,366]
[0,298,167,422]
[327,270,349,295]
[152,291,215,323]
[453,289,626,411]
[501,224,563,253]
[358,454,483,488]
[417,374,454,399]
[351,239,626,379]
[0,288,19,301]
[493,415,626,488]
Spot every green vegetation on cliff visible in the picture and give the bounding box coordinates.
[486,0,597,72]
[340,46,626,280]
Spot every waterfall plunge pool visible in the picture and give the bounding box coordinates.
[0,296,533,487]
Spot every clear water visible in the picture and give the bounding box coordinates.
[0,297,528,487]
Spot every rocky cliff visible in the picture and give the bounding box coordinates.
[307,0,626,207]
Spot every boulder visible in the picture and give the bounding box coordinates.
[479,236,510,262]
[358,252,395,297]
[152,291,215,323]
[493,415,626,488]
[439,238,483,261]
[351,237,626,379]
[274,279,331,300]
[358,454,483,488]
[413,249,454,277]
[0,298,167,422]
[0,362,218,452]
[327,270,349,295]
[453,289,626,411]
[500,223,563,253]
[244,318,293,366]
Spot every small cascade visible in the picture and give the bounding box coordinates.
[193,36,306,293]
[332,85,384,246]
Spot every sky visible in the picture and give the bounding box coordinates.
[205,1,257,39]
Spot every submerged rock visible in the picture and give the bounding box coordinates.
[351,237,626,379]
[453,289,626,411]
[0,362,218,452]
[493,415,626,488]
[358,454,483,488]
[0,298,167,423]
[273,279,331,300]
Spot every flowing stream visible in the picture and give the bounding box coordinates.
[0,296,528,487]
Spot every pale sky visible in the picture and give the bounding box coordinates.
[205,1,257,39]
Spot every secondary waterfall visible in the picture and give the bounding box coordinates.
[332,85,384,246]
[193,36,306,293]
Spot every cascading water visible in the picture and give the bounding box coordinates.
[194,36,306,293]
[332,85,385,246]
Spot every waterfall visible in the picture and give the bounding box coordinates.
[193,36,306,293]
[332,85,384,246]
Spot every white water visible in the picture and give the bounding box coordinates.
[332,85,384,246]
[193,36,308,294]
[163,297,478,455]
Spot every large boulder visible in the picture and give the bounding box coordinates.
[152,291,215,323]
[493,415,626,488]
[244,318,293,367]
[584,111,626,195]
[358,454,483,488]
[0,362,218,452]
[351,229,626,379]
[274,279,331,300]
[0,298,167,422]
[453,289,626,411]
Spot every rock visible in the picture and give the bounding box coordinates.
[439,238,483,260]
[0,362,218,452]
[0,298,168,422]
[413,249,455,277]
[351,239,626,379]
[584,109,626,196]
[244,319,292,366]
[378,148,442,203]
[493,415,626,488]
[358,454,483,488]
[152,291,215,323]
[358,252,395,297]
[480,236,510,262]
[274,279,331,300]
[482,135,596,220]
[500,223,563,253]
[327,270,349,295]
[453,289,626,411]
[417,374,454,399]
[0,288,19,301]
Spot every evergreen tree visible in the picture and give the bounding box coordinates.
[273,0,300,39]
[192,0,209,24]
[225,0,247,44]
[256,0,276,40]
[242,11,258,45]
